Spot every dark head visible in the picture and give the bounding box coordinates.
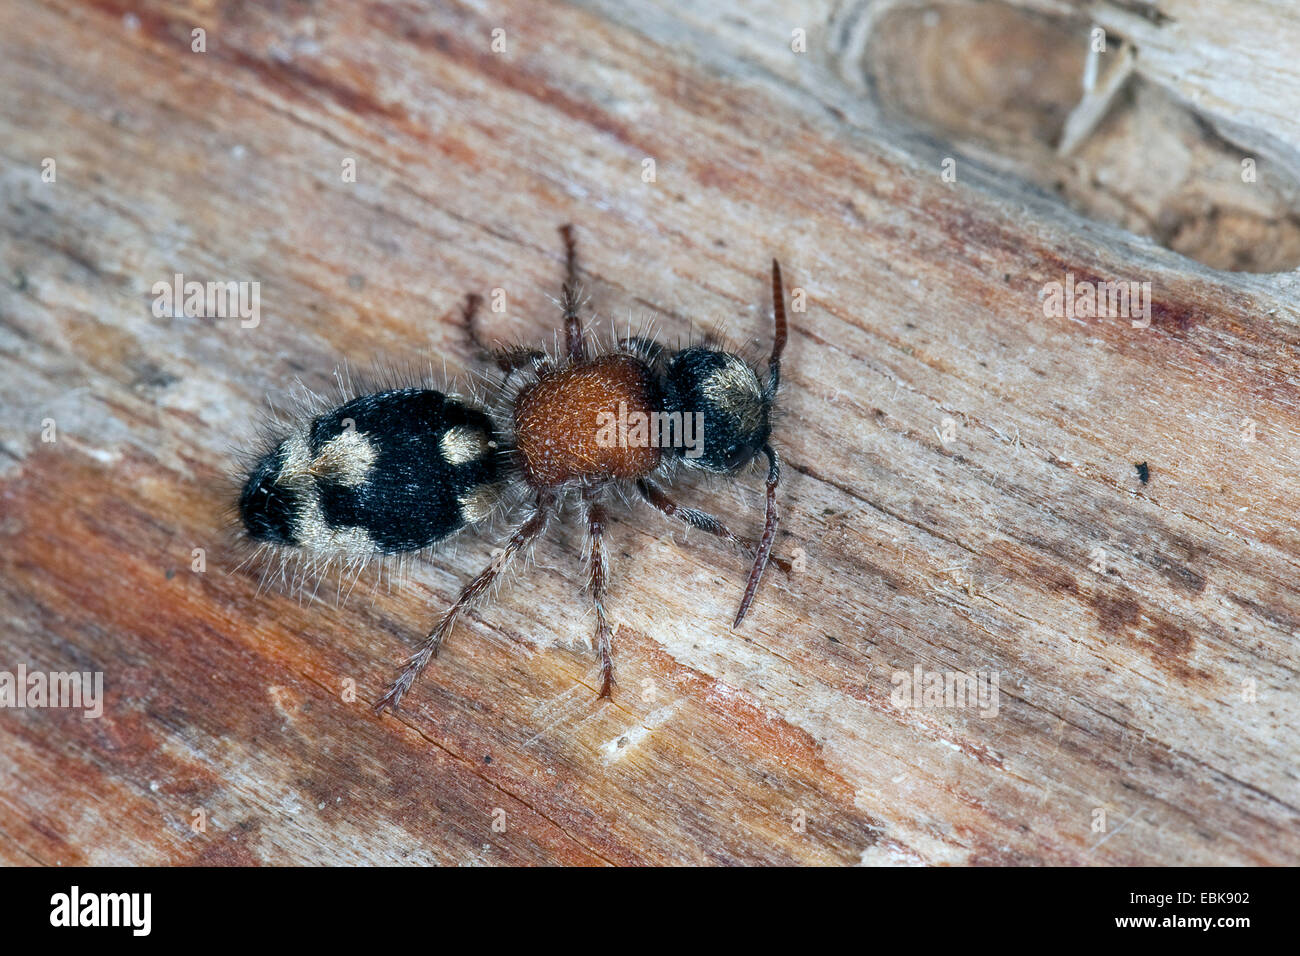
[666,259,789,627]
[663,346,772,472]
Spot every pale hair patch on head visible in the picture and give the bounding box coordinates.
[440,425,493,466]
[458,484,500,524]
[703,356,764,434]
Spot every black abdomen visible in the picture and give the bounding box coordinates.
[239,389,501,554]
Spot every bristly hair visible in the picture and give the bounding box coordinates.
[223,355,519,606]
[225,305,668,609]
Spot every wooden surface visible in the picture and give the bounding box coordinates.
[2,0,1299,865]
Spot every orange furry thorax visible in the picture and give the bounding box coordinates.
[513,354,662,486]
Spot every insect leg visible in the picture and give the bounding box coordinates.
[374,498,551,714]
[583,491,614,698]
[559,224,586,363]
[637,479,791,574]
[460,291,547,374]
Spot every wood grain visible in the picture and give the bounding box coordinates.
[1,0,1297,865]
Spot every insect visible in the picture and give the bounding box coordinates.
[237,225,789,712]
